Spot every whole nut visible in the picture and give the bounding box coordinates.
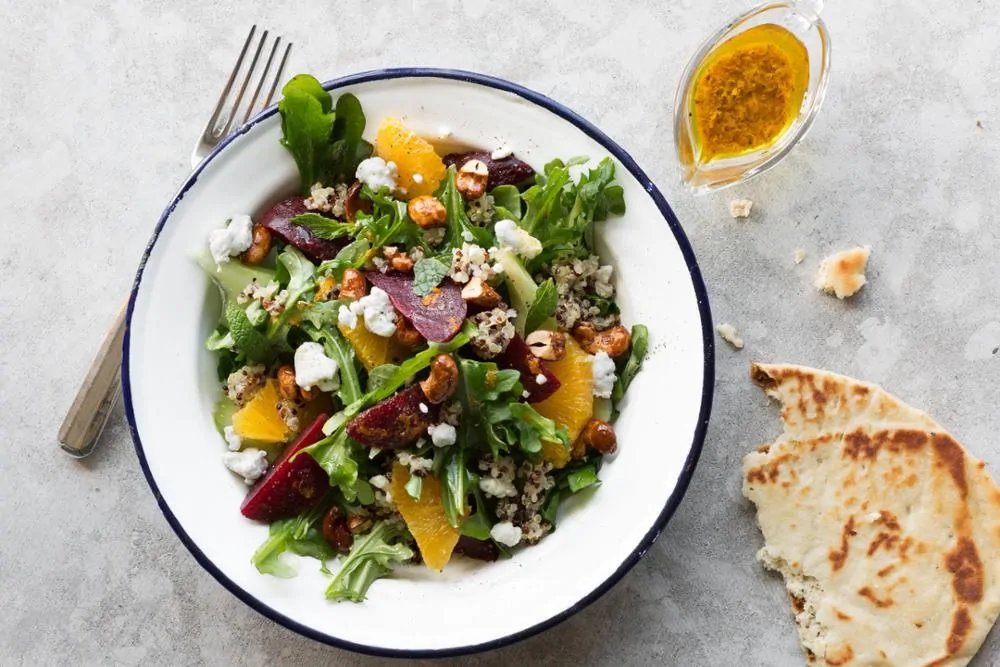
[456,159,489,199]
[240,224,272,265]
[407,195,448,229]
[276,365,299,400]
[394,315,423,348]
[572,323,631,358]
[419,354,459,404]
[390,253,414,272]
[579,418,617,456]
[525,330,567,361]
[460,276,502,308]
[346,513,374,535]
[344,180,372,222]
[321,506,353,552]
[340,268,367,302]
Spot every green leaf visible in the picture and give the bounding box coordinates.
[265,246,317,339]
[523,278,558,334]
[490,184,522,219]
[205,328,235,352]
[329,93,373,184]
[305,324,363,406]
[291,213,357,240]
[326,520,414,602]
[354,479,376,506]
[567,466,600,492]
[305,429,359,494]
[612,324,649,408]
[252,502,331,578]
[278,75,335,194]
[225,301,271,362]
[366,364,400,394]
[404,474,423,500]
[212,397,238,437]
[440,165,493,249]
[460,490,493,541]
[316,237,372,280]
[411,257,450,296]
[440,446,468,528]
[509,402,570,456]
[193,249,276,316]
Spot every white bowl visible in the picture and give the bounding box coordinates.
[123,68,714,657]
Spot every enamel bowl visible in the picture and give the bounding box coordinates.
[124,69,714,657]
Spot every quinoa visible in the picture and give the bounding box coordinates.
[468,307,516,358]
[303,182,348,217]
[449,243,498,284]
[222,365,266,407]
[467,194,495,225]
[550,255,618,331]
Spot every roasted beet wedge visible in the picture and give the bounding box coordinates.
[454,535,499,561]
[259,196,346,262]
[366,271,467,342]
[442,151,535,187]
[240,414,329,522]
[496,335,561,403]
[347,385,438,449]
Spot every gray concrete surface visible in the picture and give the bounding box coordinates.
[3,0,999,664]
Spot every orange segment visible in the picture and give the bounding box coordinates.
[541,438,572,469]
[375,117,447,199]
[389,462,460,572]
[339,316,408,370]
[231,380,289,444]
[532,336,595,445]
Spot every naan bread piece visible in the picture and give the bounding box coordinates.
[743,362,1000,666]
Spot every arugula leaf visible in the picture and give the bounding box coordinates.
[366,364,400,394]
[305,324,363,406]
[278,75,335,194]
[509,402,570,456]
[460,483,493,540]
[542,456,603,528]
[326,520,414,602]
[612,324,649,407]
[439,165,492,249]
[225,301,271,362]
[328,93,373,184]
[412,257,450,296]
[440,446,469,528]
[523,278,558,334]
[567,466,600,492]
[316,237,372,280]
[252,501,331,578]
[291,213,357,240]
[490,184,522,220]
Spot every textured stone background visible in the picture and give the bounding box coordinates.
[3,0,999,664]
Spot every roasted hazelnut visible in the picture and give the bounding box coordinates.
[340,268,367,302]
[407,195,448,229]
[579,418,617,455]
[456,159,489,199]
[240,224,272,265]
[460,276,502,308]
[321,506,353,552]
[346,513,374,535]
[572,323,631,358]
[276,365,299,400]
[419,354,459,404]
[524,330,567,361]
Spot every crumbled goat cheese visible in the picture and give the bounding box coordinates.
[427,423,457,448]
[223,425,242,452]
[412,173,424,184]
[208,214,254,268]
[794,248,807,265]
[494,219,542,259]
[222,448,268,485]
[591,351,616,398]
[419,402,429,415]
[815,246,871,299]
[304,182,347,217]
[535,373,547,385]
[469,307,517,358]
[223,364,266,407]
[729,199,754,218]
[462,229,475,243]
[338,304,358,330]
[480,476,518,499]
[551,256,618,330]
[355,157,399,192]
[467,194,495,225]
[294,342,340,392]
[716,323,745,350]
[491,144,514,160]
[424,227,446,246]
[370,475,390,490]
[449,243,497,284]
[349,286,398,337]
[369,474,394,509]
[398,451,434,477]
[490,521,523,547]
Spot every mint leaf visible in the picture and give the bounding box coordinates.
[412,257,450,296]
[524,278,558,334]
[326,520,414,602]
[291,213,357,240]
[225,301,271,362]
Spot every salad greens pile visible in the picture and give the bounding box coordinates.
[199,74,649,602]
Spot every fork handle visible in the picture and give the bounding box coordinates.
[58,303,127,458]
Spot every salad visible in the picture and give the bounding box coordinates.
[198,74,649,602]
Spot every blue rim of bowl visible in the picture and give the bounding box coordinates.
[122,67,715,658]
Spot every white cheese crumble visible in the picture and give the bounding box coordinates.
[412,173,424,184]
[294,342,340,392]
[369,474,393,504]
[794,248,807,264]
[427,423,457,448]
[591,351,616,398]
[480,477,517,499]
[419,402,429,415]
[815,246,872,299]
[449,243,497,284]
[208,214,254,268]
[369,475,389,490]
[223,425,242,452]
[494,219,542,259]
[351,286,397,337]
[355,156,399,192]
[337,304,358,330]
[491,144,514,160]
[490,521,523,547]
[222,448,268,485]
[462,229,475,243]
[728,199,754,218]
[716,323,745,350]
[398,451,434,477]
[535,373,547,385]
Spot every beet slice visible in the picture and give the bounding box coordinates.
[240,414,329,522]
[442,151,535,187]
[366,271,467,342]
[454,535,499,561]
[495,335,561,403]
[259,196,346,262]
[347,385,438,449]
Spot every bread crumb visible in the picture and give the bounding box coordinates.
[794,248,807,264]
[729,199,754,219]
[814,246,871,299]
[716,323,744,349]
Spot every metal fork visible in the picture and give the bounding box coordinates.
[58,26,292,459]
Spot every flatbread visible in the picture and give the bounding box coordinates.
[743,362,1000,666]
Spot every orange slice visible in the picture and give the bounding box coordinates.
[375,117,447,199]
[389,462,460,572]
[231,380,289,444]
[532,336,595,446]
[339,316,408,370]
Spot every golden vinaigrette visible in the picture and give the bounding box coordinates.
[690,24,809,163]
